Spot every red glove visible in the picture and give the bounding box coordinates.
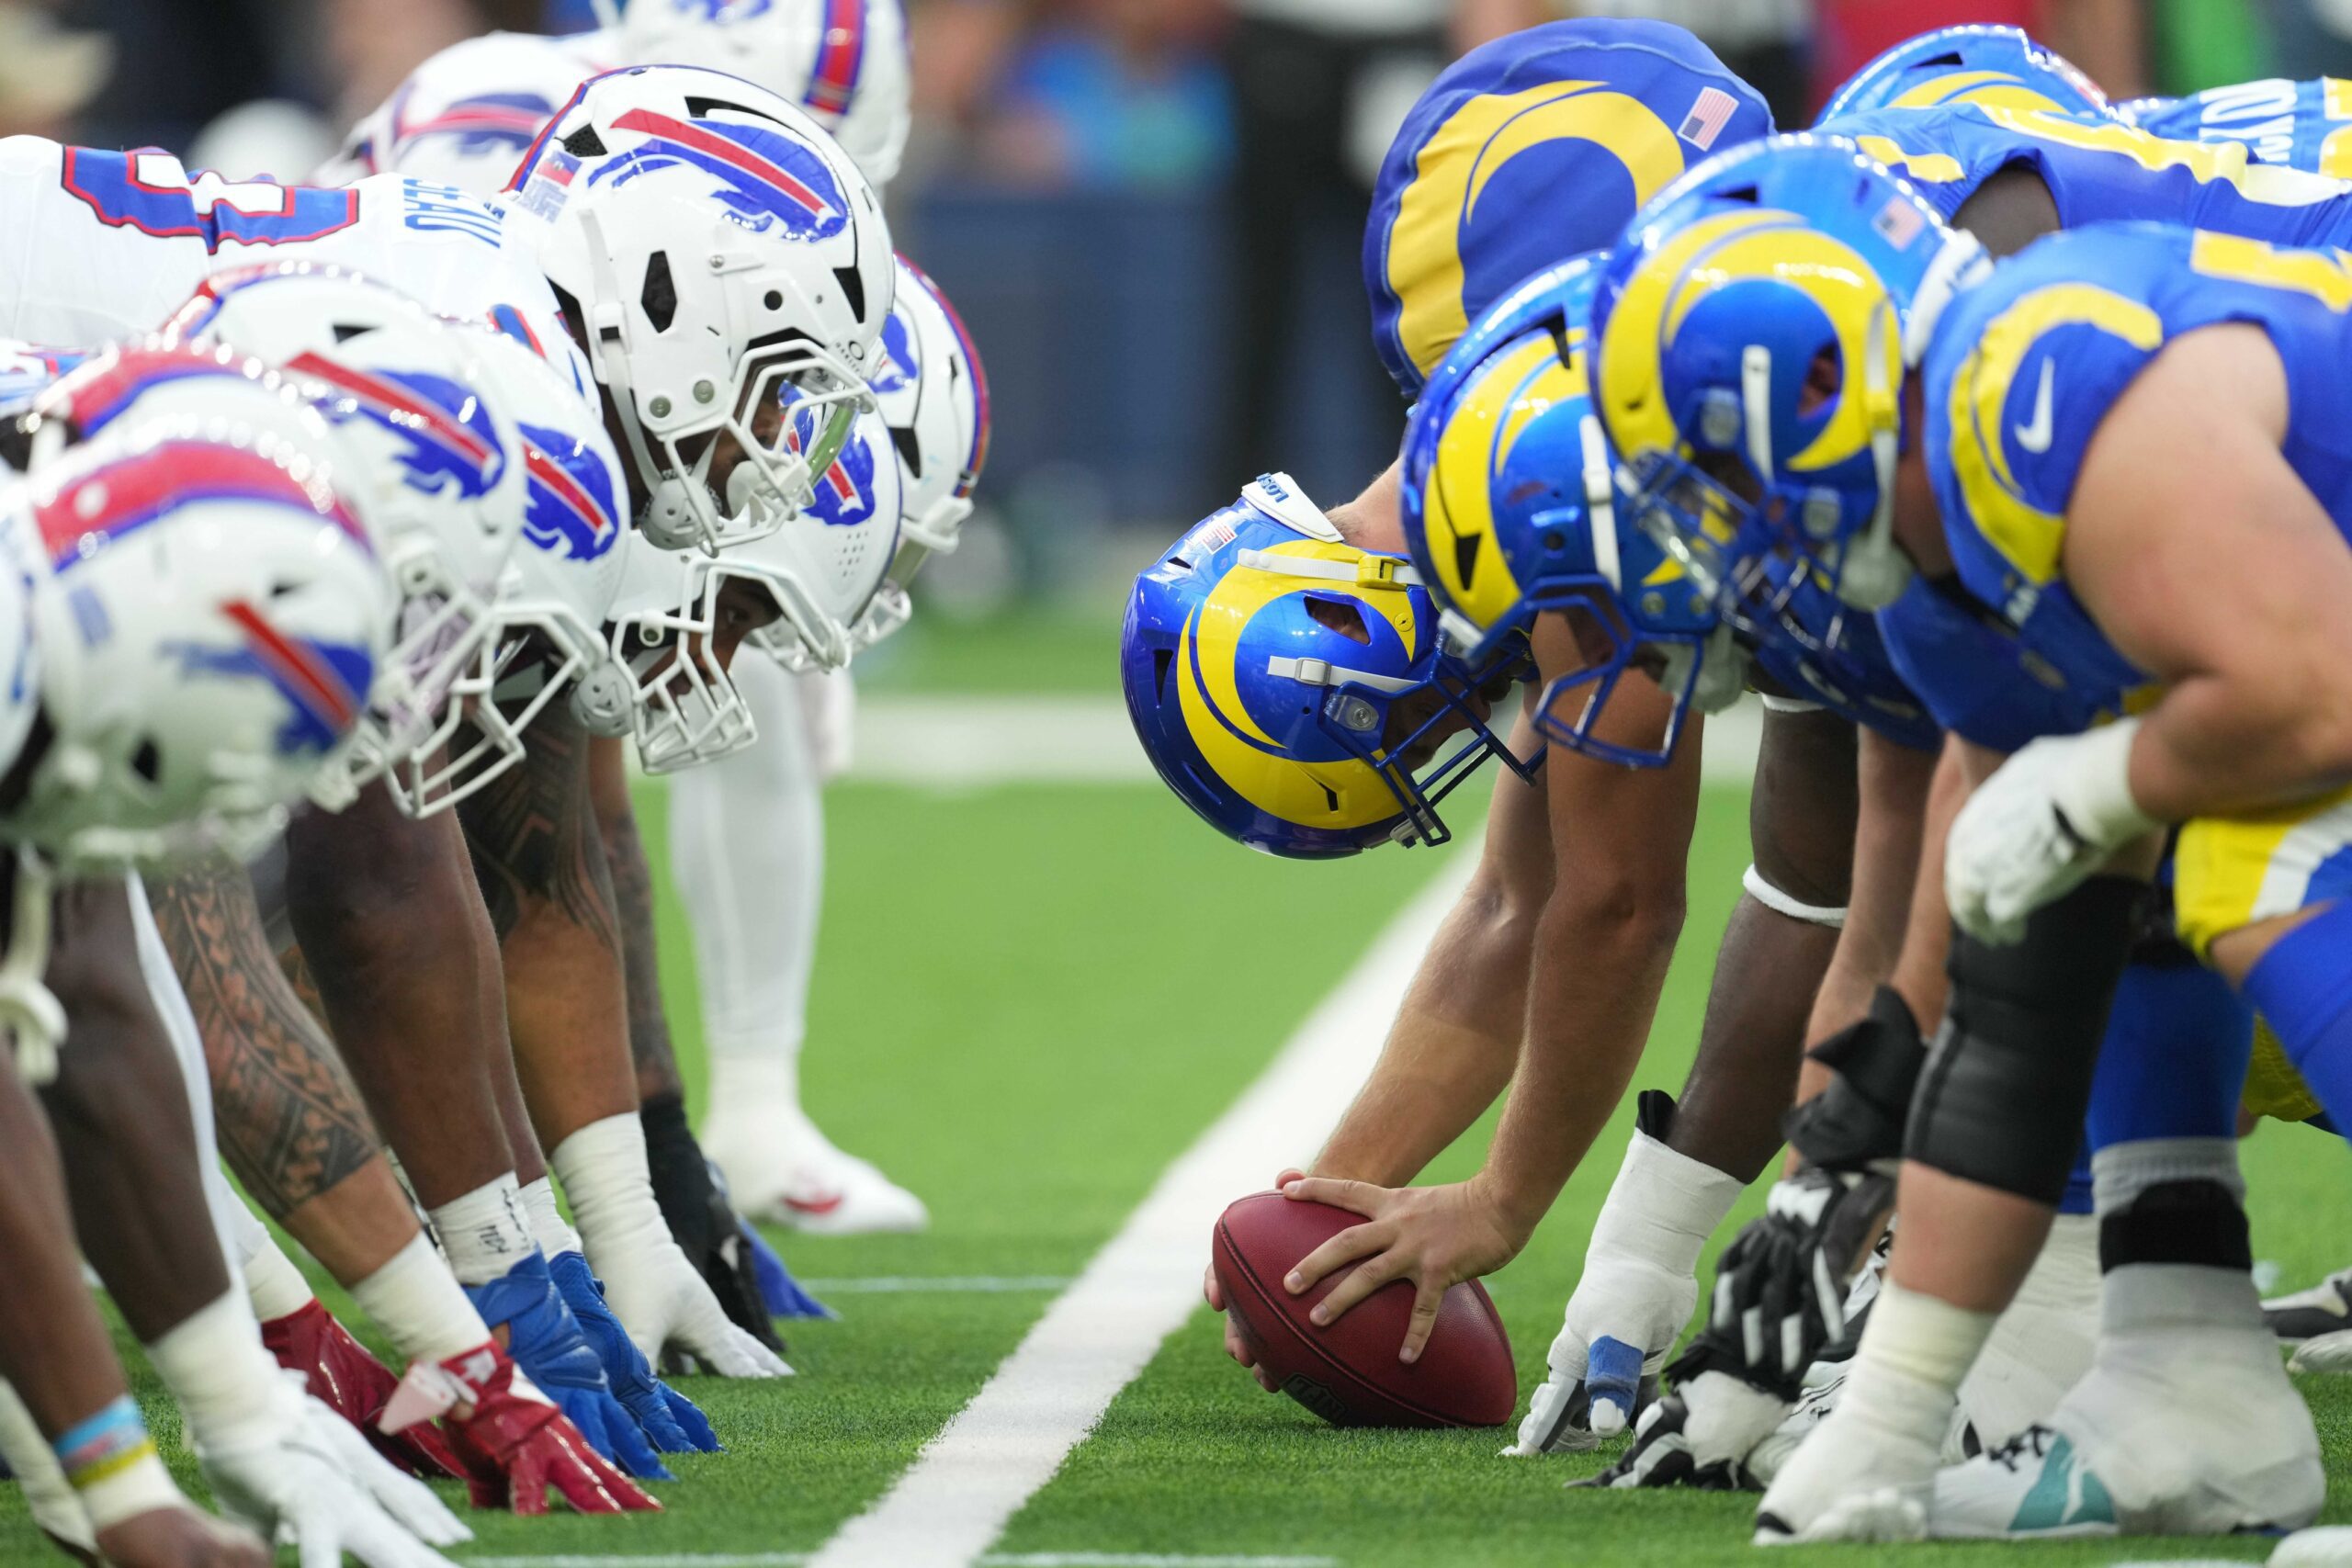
[258,1298,461,1482]
[384,1342,661,1516]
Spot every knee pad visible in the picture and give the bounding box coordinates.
[1906,876,2148,1205]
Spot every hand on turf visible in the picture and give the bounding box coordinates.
[259,1298,461,1481]
[595,1231,794,1380]
[197,1373,470,1566]
[466,1252,673,1480]
[400,1342,662,1515]
[548,1249,718,1454]
[1685,1170,1892,1401]
[1575,1373,1790,1492]
[94,1505,271,1568]
[1205,1168,1303,1393]
[1278,1175,1522,1364]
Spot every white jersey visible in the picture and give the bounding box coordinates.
[316,28,619,194]
[0,136,583,396]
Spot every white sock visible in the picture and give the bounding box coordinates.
[350,1232,492,1364]
[232,1209,317,1323]
[426,1173,534,1287]
[2091,1138,2262,1341]
[519,1175,582,1258]
[668,654,821,1123]
[1956,1213,2099,1450]
[1839,1280,1996,1447]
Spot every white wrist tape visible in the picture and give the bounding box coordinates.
[0,1382,98,1551]
[77,1451,183,1535]
[351,1231,492,1364]
[2052,716,2160,848]
[519,1176,583,1258]
[550,1112,671,1261]
[142,1290,278,1452]
[427,1172,535,1287]
[1742,863,1849,929]
[236,1220,316,1325]
[1589,1129,1745,1279]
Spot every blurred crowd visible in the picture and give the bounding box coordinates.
[6,0,2344,570]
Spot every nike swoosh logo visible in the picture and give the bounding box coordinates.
[2013,358,2055,454]
[784,1191,847,1216]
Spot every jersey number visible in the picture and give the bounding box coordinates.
[61,149,360,252]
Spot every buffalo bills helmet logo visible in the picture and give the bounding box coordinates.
[786,404,877,527]
[403,92,557,156]
[870,307,919,397]
[587,110,849,242]
[164,603,374,758]
[518,422,622,562]
[289,355,505,502]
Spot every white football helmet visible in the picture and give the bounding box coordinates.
[618,0,911,188]
[848,253,990,651]
[606,397,899,769]
[383,325,636,813]
[10,377,394,868]
[158,265,527,809]
[505,64,894,552]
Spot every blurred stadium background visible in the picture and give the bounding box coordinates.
[10,0,2324,716]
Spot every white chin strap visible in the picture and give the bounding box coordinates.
[1233,548,1420,590]
[1838,299,1913,612]
[1582,413,1621,588]
[1263,656,1416,695]
[1741,344,1777,485]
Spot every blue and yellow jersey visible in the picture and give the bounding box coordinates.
[1876,574,2122,752]
[1819,102,2352,249]
[1363,18,1770,400]
[1917,220,2352,732]
[2129,79,2352,179]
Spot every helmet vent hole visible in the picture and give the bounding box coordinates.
[1303,595,1370,646]
[562,127,606,159]
[130,739,161,784]
[1150,647,1174,703]
[1321,786,1340,814]
[1722,184,1761,204]
[1543,530,1565,552]
[1801,347,1842,418]
[832,266,867,322]
[267,578,304,600]
[763,290,783,311]
[1453,534,1482,586]
[889,424,922,477]
[640,254,678,333]
[331,321,372,344]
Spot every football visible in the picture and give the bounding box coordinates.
[1212,1190,1517,1428]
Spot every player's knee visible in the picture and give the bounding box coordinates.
[1905,876,2148,1205]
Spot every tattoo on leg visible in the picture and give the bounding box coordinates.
[458,707,621,951]
[148,858,381,1217]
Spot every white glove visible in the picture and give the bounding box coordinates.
[554,1113,791,1377]
[1509,1257,1693,1455]
[1946,722,2157,944]
[198,1374,470,1568]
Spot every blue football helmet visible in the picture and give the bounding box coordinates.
[1592,133,1988,618]
[1401,254,1744,769]
[1121,475,1536,857]
[1817,24,2119,125]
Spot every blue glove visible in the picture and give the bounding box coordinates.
[548,1249,719,1453]
[741,1213,835,1320]
[465,1251,675,1481]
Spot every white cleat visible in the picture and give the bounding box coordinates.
[2263,1268,2352,1346]
[2274,1526,2352,1565]
[2289,1325,2352,1373]
[707,1108,929,1235]
[1931,1325,2320,1539]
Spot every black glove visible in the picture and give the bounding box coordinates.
[1670,1166,1894,1402]
[1785,986,1925,1172]
[640,1094,787,1366]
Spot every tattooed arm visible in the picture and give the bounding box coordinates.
[148,856,430,1283]
[459,705,639,1152]
[590,735,685,1104]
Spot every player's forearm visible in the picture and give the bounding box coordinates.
[2128,677,2352,824]
[1803,731,1938,1044]
[464,713,639,1152]
[588,736,684,1104]
[1484,884,1685,1235]
[0,1066,135,1433]
[39,881,234,1340]
[284,795,516,1209]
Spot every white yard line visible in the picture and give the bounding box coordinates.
[803,858,1476,1568]
[801,1276,1074,1294]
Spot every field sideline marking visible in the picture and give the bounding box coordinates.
[802,858,1476,1568]
[801,1276,1072,1293]
[463,1554,1340,1567]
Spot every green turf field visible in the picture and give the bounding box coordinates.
[14,669,2352,1565]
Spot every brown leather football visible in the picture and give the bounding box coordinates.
[1213,1190,1515,1427]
